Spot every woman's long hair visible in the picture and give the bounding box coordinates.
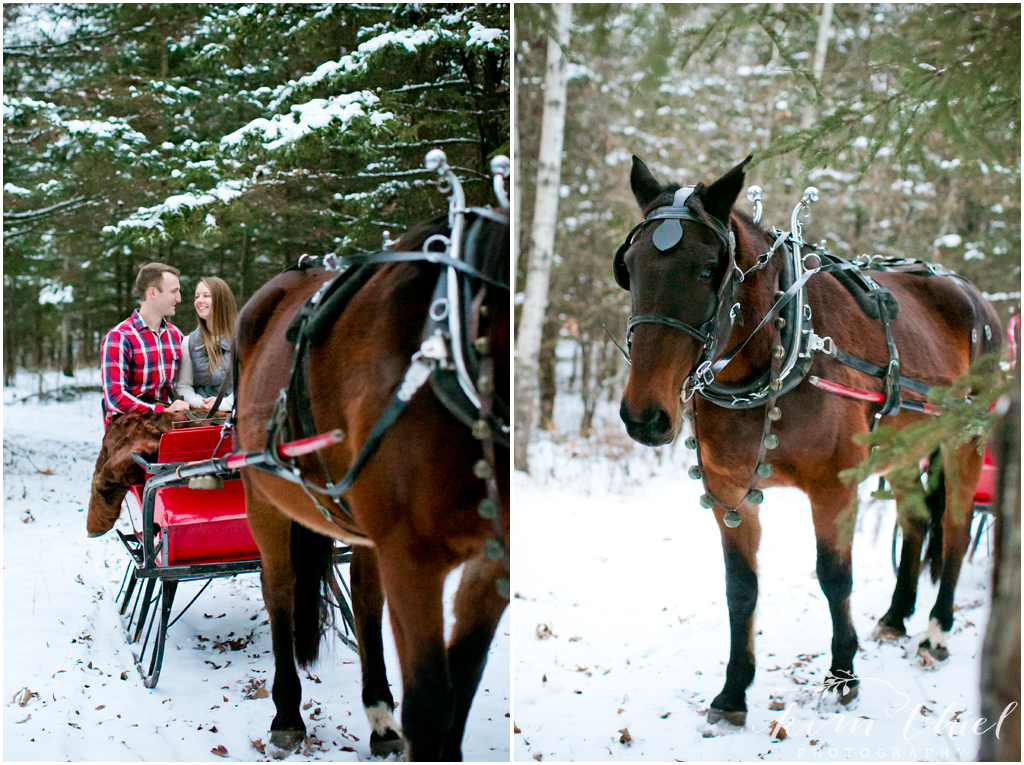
[196,276,238,373]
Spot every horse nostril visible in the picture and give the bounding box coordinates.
[650,407,671,435]
[620,401,673,444]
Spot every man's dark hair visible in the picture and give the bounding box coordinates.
[135,262,180,301]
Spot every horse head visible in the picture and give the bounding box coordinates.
[615,156,750,446]
[86,411,186,537]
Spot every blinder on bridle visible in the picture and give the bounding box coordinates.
[613,187,739,375]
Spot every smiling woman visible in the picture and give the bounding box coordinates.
[176,276,238,413]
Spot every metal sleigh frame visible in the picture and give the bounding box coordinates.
[114,424,357,689]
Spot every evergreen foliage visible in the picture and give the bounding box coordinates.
[840,355,1010,527]
[3,3,509,383]
[516,3,1019,437]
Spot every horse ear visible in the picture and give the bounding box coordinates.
[630,155,663,209]
[702,155,753,223]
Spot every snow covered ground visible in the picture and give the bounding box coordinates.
[513,407,1003,763]
[3,370,509,762]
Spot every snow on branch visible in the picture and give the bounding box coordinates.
[2,195,97,222]
[269,17,507,110]
[103,179,247,239]
[5,95,148,148]
[221,90,393,151]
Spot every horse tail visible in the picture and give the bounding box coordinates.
[922,452,946,584]
[290,521,335,668]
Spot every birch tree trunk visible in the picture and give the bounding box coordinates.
[513,3,571,472]
[801,2,834,129]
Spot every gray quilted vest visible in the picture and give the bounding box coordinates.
[188,327,231,398]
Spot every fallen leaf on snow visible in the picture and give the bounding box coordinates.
[768,699,786,711]
[252,739,266,754]
[243,679,269,699]
[514,724,521,733]
[536,624,554,640]
[15,688,39,707]
[768,721,788,740]
[533,754,542,761]
[211,744,228,757]
[618,727,632,744]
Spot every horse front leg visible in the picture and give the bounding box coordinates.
[919,441,982,661]
[708,504,762,727]
[441,555,509,761]
[808,484,859,703]
[245,492,307,757]
[349,545,403,757]
[377,547,453,761]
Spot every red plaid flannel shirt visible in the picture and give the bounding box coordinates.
[101,310,184,417]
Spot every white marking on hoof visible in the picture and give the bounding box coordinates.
[365,701,402,737]
[923,617,948,650]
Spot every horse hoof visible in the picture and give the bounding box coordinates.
[873,621,906,641]
[918,641,949,662]
[268,730,305,759]
[369,730,405,759]
[838,683,859,706]
[707,707,747,727]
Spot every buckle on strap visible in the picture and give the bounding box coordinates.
[694,360,716,387]
[807,332,834,355]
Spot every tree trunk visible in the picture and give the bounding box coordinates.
[801,2,834,129]
[537,310,560,430]
[978,371,1021,761]
[579,338,594,437]
[513,3,571,472]
[61,311,74,377]
[239,228,250,301]
[513,96,522,277]
[3,285,16,386]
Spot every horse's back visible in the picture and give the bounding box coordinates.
[817,267,1000,388]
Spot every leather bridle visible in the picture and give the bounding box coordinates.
[614,187,740,388]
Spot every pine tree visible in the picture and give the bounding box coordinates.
[3,3,510,382]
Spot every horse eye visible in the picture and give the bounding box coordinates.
[698,265,716,282]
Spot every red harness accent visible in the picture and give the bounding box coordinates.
[808,375,941,415]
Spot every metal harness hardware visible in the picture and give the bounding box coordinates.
[255,150,510,537]
[616,181,989,527]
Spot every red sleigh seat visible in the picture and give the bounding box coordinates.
[126,426,259,567]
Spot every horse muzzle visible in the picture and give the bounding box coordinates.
[619,399,676,447]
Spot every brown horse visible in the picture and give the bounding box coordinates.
[615,156,1000,726]
[233,213,509,759]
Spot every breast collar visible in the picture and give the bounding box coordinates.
[620,187,739,381]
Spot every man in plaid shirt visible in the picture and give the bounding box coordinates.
[101,262,191,421]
